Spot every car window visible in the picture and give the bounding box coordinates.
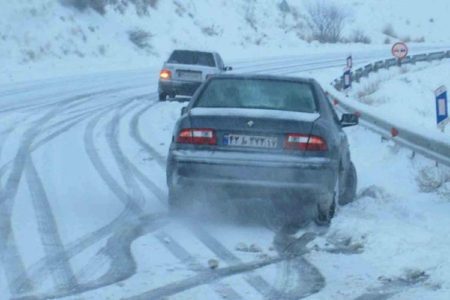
[168,50,216,67]
[195,78,317,113]
[322,92,341,125]
[216,54,224,70]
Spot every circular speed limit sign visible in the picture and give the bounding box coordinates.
[392,42,408,59]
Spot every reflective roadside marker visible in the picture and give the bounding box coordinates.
[391,127,399,137]
[434,85,448,131]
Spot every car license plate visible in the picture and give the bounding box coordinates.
[224,134,278,148]
[178,71,202,81]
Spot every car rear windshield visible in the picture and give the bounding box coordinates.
[194,78,317,113]
[168,50,216,67]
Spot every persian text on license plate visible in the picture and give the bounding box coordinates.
[224,134,278,148]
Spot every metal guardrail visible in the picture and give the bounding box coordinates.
[328,50,450,167]
[333,50,450,91]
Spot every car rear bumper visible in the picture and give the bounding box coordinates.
[159,80,202,96]
[167,150,338,202]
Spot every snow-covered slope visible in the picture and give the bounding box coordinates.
[2,0,450,84]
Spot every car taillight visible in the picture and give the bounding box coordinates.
[176,128,217,145]
[284,134,327,151]
[160,69,171,80]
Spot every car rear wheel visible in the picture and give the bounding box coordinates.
[315,183,337,227]
[159,92,167,101]
[339,162,357,206]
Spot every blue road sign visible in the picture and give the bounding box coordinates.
[435,85,448,129]
[343,69,352,90]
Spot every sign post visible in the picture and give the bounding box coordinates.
[343,68,352,90]
[435,85,449,132]
[346,55,353,69]
[392,42,408,66]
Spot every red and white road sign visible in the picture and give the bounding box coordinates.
[391,42,408,59]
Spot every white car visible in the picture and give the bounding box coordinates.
[158,49,232,101]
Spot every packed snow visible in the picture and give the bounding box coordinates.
[2,1,450,300]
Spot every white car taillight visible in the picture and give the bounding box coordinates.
[284,133,327,151]
[176,128,217,145]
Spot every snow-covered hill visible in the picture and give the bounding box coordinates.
[1,0,450,83]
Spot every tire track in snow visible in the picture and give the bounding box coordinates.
[24,156,79,292]
[155,232,244,300]
[15,96,163,296]
[13,95,156,293]
[106,100,163,209]
[189,224,284,299]
[0,99,125,181]
[19,98,244,300]
[12,215,168,300]
[2,92,150,296]
[129,103,166,167]
[354,273,431,300]
[0,94,86,295]
[125,256,287,300]
[12,96,174,299]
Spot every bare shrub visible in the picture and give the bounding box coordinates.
[60,0,158,15]
[98,45,107,56]
[384,37,391,44]
[306,1,348,43]
[173,1,187,17]
[60,0,89,11]
[128,29,153,50]
[201,25,221,37]
[59,0,108,14]
[402,36,411,43]
[382,23,397,38]
[414,36,425,43]
[244,0,258,32]
[115,0,159,15]
[350,30,371,44]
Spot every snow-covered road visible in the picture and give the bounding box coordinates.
[1,48,450,300]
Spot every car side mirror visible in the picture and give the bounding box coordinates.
[340,113,359,127]
[224,66,233,71]
[180,106,188,116]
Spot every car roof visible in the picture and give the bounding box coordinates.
[171,49,215,55]
[206,73,316,84]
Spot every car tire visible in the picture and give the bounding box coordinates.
[159,92,167,101]
[339,162,357,206]
[315,183,337,227]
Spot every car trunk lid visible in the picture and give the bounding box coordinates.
[164,63,217,81]
[187,107,320,153]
